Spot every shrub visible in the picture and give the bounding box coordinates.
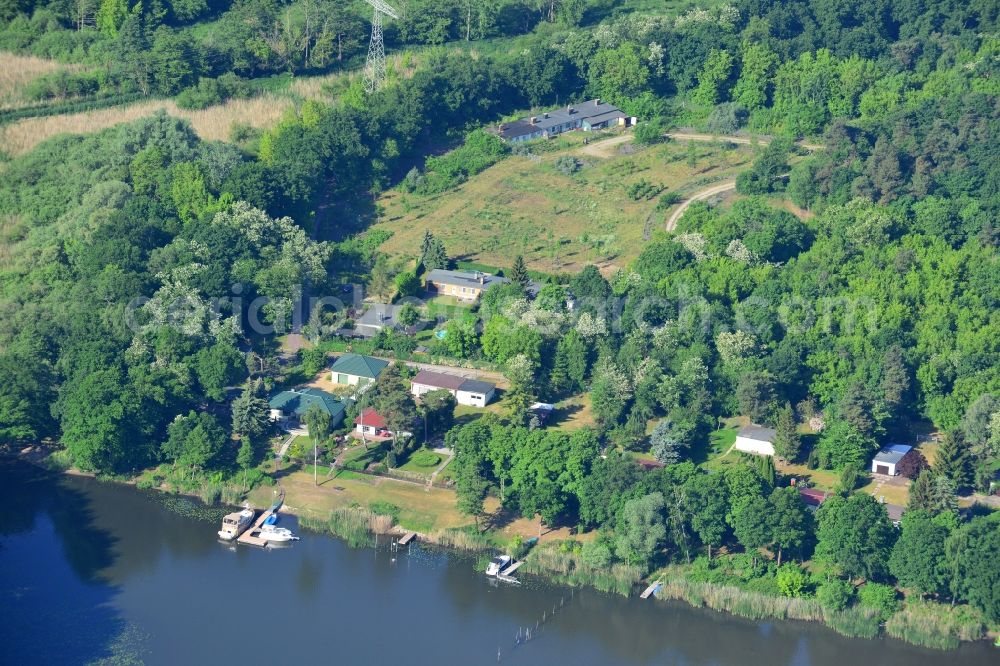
[408,450,441,468]
[816,578,854,611]
[633,117,668,145]
[857,582,899,621]
[706,102,748,135]
[553,155,582,175]
[626,178,663,201]
[776,564,809,598]
[176,74,254,110]
[368,500,401,521]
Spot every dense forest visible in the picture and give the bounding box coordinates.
[1,0,998,646]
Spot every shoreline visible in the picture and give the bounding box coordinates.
[7,447,995,651]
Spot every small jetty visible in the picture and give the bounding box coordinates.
[639,581,662,599]
[236,489,285,548]
[398,531,417,546]
[500,560,524,577]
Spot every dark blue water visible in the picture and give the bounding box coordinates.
[0,460,994,665]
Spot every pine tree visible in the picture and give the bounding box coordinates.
[935,430,972,490]
[758,454,776,488]
[773,402,801,462]
[908,469,934,511]
[929,475,958,514]
[509,255,530,290]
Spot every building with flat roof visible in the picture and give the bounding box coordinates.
[495,99,633,143]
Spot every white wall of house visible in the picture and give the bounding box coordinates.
[332,372,368,386]
[733,436,775,456]
[269,408,285,421]
[457,388,494,408]
[411,382,444,399]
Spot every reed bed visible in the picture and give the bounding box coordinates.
[885,600,986,649]
[0,94,294,155]
[524,547,643,597]
[658,578,827,622]
[424,527,492,551]
[0,52,85,110]
[300,505,396,548]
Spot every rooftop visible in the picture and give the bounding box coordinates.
[411,370,467,391]
[411,370,495,394]
[354,407,387,429]
[738,425,777,442]
[357,303,406,329]
[425,268,509,291]
[269,388,350,419]
[497,99,627,139]
[330,353,389,379]
[873,444,913,465]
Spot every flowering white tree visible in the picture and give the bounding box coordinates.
[576,311,608,339]
[716,330,758,366]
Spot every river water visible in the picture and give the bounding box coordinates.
[0,460,994,665]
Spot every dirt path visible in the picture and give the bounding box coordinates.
[578,131,824,160]
[664,180,737,231]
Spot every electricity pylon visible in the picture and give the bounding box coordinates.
[363,0,399,94]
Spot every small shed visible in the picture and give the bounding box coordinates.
[733,425,777,456]
[871,444,913,476]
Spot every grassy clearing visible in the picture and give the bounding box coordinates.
[0,52,86,110]
[252,465,473,534]
[0,94,294,156]
[374,136,755,274]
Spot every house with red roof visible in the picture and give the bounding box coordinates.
[354,407,391,438]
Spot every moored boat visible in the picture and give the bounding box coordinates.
[218,508,255,540]
[258,524,299,542]
[485,555,512,577]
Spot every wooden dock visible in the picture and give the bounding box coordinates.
[639,581,662,599]
[500,560,524,577]
[236,490,284,548]
[397,532,417,546]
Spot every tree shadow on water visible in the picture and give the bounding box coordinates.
[0,460,138,664]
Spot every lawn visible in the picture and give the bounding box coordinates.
[396,448,446,476]
[251,465,472,534]
[373,136,756,274]
[547,393,597,431]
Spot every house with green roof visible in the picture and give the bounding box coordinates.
[330,353,388,386]
[268,388,351,429]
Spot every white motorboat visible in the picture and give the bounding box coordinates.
[258,524,300,542]
[218,508,255,540]
[485,555,512,577]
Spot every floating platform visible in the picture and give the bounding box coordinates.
[639,581,662,599]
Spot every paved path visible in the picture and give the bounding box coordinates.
[426,450,454,491]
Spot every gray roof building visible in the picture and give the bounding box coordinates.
[872,444,913,466]
[495,99,630,143]
[425,269,509,291]
[738,425,777,442]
